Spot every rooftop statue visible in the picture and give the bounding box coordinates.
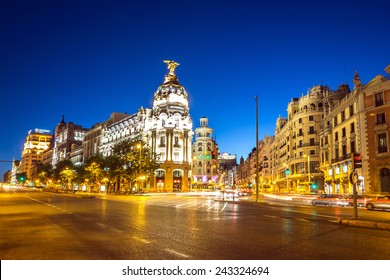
[163,60,180,76]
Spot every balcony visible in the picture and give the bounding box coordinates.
[331,154,350,163]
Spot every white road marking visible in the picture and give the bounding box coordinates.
[264,215,278,219]
[295,218,310,222]
[163,248,190,258]
[196,202,210,209]
[207,203,219,210]
[220,202,228,212]
[133,236,151,244]
[110,228,123,233]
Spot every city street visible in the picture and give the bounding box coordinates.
[1,189,390,260]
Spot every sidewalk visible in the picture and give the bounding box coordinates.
[337,218,390,231]
[250,193,390,231]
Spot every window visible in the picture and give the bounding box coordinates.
[342,127,346,138]
[309,126,315,134]
[341,111,345,121]
[334,132,338,141]
[160,136,165,147]
[378,133,388,153]
[375,92,384,107]
[310,138,315,146]
[351,140,356,153]
[155,170,165,177]
[350,123,355,133]
[334,116,338,126]
[296,162,305,174]
[174,136,179,146]
[335,147,339,160]
[349,105,354,117]
[377,113,386,125]
[309,115,314,121]
[299,129,303,136]
[342,144,347,156]
[299,118,302,124]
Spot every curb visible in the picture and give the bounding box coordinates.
[338,218,390,231]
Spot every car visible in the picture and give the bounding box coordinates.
[311,194,348,207]
[365,196,390,210]
[215,190,239,202]
[345,194,373,207]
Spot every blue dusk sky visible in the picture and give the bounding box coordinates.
[1,0,389,178]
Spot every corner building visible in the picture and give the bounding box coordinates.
[191,117,219,190]
[100,61,193,192]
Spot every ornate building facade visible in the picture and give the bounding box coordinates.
[320,82,361,194]
[100,61,194,192]
[362,65,390,193]
[238,64,390,195]
[218,152,237,189]
[51,116,89,167]
[191,117,219,189]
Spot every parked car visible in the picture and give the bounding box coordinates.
[311,194,348,207]
[365,196,390,210]
[345,195,373,207]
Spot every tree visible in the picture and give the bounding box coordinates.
[85,155,105,192]
[110,137,160,193]
[53,159,75,189]
[36,164,54,186]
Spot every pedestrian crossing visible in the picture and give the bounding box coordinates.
[143,196,237,213]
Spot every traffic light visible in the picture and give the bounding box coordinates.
[352,153,362,169]
[312,181,317,189]
[285,169,290,175]
[16,173,27,183]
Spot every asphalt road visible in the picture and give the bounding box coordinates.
[1,189,390,260]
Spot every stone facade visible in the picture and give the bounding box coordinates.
[100,61,194,192]
[191,117,219,189]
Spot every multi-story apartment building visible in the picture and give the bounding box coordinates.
[82,112,129,162]
[239,64,390,195]
[51,116,89,167]
[257,135,274,192]
[20,129,52,181]
[236,147,257,190]
[362,65,390,194]
[218,152,237,189]
[320,83,359,194]
[100,60,194,192]
[242,85,343,194]
[191,117,219,189]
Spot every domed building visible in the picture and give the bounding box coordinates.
[144,60,193,192]
[100,60,193,192]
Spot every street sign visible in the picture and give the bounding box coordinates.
[349,172,358,185]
